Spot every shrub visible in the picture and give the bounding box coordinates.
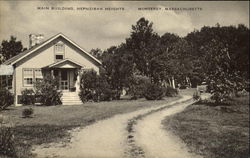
[165,86,178,97]
[22,108,34,118]
[128,75,150,100]
[93,76,115,102]
[79,70,115,102]
[20,89,35,105]
[0,88,13,110]
[235,89,249,97]
[34,76,62,106]
[210,92,228,103]
[0,127,16,157]
[79,70,98,102]
[143,83,165,100]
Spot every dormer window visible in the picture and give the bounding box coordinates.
[54,42,65,61]
[55,43,64,52]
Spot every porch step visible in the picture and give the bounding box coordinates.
[62,101,82,105]
[61,92,82,105]
[62,96,81,99]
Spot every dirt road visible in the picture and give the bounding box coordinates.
[133,99,202,158]
[33,95,200,158]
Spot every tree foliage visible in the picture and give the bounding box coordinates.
[0,36,24,64]
[186,24,249,102]
[101,44,134,96]
[126,17,161,79]
[94,18,249,102]
[89,48,103,60]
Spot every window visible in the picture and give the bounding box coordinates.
[23,68,43,86]
[0,75,12,89]
[61,70,67,80]
[34,69,43,82]
[23,69,33,86]
[0,76,7,88]
[54,43,65,61]
[7,75,12,89]
[54,43,64,52]
[55,55,64,61]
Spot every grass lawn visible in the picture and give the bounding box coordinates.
[162,95,249,158]
[1,96,179,158]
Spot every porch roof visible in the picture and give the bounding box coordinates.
[0,64,14,75]
[43,59,85,69]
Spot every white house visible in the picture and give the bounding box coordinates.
[0,33,102,106]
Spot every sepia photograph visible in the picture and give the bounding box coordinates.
[0,0,249,158]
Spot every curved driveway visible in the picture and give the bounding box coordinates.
[33,95,200,158]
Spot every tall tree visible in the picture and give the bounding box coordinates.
[0,36,24,64]
[186,24,249,84]
[202,39,246,102]
[101,44,134,97]
[186,24,249,101]
[126,17,161,79]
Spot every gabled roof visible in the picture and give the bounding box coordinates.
[43,58,85,69]
[3,33,102,66]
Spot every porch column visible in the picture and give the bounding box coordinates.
[51,69,54,78]
[75,69,81,92]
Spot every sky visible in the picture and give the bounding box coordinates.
[0,1,249,51]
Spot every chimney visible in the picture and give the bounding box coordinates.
[29,34,44,48]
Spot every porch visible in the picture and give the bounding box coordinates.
[43,59,84,105]
[43,59,83,93]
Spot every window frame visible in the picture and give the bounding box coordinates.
[54,42,65,62]
[34,68,43,83]
[55,54,64,62]
[54,43,65,52]
[23,68,34,87]
[7,75,13,89]
[0,75,12,89]
[23,68,43,87]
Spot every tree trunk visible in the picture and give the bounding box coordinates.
[168,78,172,87]
[172,76,175,89]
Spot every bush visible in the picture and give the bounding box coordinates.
[0,88,13,110]
[20,89,35,105]
[34,76,62,106]
[0,127,16,157]
[210,92,228,103]
[165,86,178,97]
[79,70,98,102]
[128,75,150,100]
[93,77,115,102]
[22,108,34,118]
[143,83,165,100]
[79,70,115,102]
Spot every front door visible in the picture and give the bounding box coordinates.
[61,70,69,90]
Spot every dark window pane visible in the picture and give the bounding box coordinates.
[56,55,63,59]
[61,70,67,80]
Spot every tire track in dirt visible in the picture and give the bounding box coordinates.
[124,96,195,158]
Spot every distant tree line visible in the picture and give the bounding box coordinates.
[89,18,249,102]
[1,17,249,102]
